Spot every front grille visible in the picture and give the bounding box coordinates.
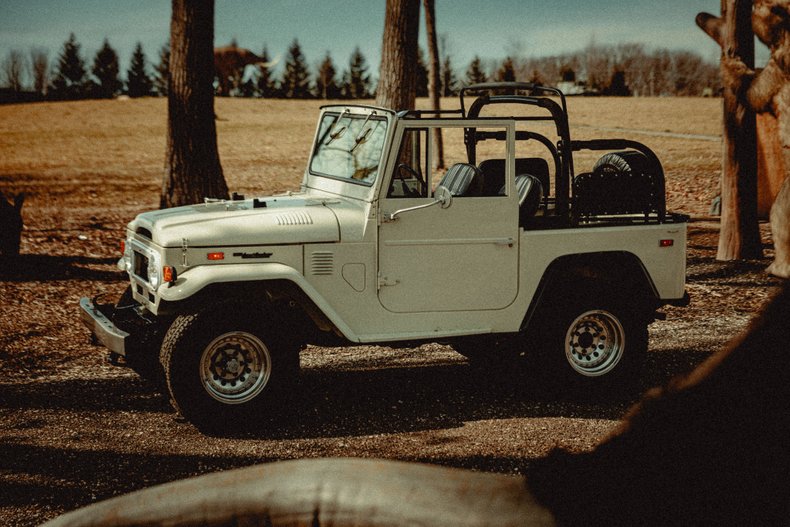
[133,251,149,281]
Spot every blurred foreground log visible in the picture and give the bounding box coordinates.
[42,458,555,527]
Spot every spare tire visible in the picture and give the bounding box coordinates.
[572,150,665,219]
[592,150,656,177]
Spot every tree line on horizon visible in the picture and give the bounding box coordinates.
[0,32,720,103]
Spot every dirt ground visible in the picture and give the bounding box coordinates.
[0,97,785,525]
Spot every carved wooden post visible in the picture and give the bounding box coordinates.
[697,0,763,260]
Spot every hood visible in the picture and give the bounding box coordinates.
[131,195,340,247]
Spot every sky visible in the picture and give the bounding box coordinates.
[0,0,769,83]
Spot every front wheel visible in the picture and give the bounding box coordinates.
[160,307,299,433]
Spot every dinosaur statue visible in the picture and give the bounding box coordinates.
[214,44,274,96]
[698,0,790,276]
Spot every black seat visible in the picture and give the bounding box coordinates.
[478,158,550,197]
[499,174,544,227]
[439,163,484,196]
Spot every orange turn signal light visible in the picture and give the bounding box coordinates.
[207,252,225,261]
[163,266,176,283]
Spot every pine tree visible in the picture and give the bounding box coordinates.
[315,52,339,99]
[90,39,121,98]
[154,42,170,96]
[240,77,258,97]
[256,45,276,98]
[440,55,458,96]
[344,47,371,99]
[415,48,429,97]
[465,55,487,85]
[495,56,516,83]
[126,42,153,97]
[281,39,310,99]
[50,33,87,100]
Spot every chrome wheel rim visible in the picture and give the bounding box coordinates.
[200,331,271,404]
[564,310,625,377]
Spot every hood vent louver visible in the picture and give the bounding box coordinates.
[275,211,313,226]
[311,251,334,276]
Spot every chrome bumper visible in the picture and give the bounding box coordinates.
[79,297,129,356]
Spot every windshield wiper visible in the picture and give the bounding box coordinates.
[349,111,377,153]
[322,109,349,146]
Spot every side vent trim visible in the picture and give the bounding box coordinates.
[311,251,334,276]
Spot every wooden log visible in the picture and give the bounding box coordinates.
[42,458,556,527]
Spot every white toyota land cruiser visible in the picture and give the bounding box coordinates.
[81,83,689,431]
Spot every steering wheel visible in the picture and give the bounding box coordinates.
[395,163,426,197]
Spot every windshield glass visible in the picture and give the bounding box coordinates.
[309,111,388,186]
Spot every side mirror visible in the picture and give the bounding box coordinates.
[387,185,454,221]
[435,185,453,209]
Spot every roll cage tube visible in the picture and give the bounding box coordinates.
[460,82,573,216]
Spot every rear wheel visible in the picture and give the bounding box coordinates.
[537,292,648,391]
[160,305,300,433]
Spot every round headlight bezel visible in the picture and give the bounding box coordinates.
[147,251,162,290]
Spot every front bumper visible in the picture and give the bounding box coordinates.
[79,297,129,356]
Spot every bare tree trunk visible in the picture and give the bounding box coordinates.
[697,0,763,260]
[375,0,420,112]
[423,0,445,169]
[161,0,228,209]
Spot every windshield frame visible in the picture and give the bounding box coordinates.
[308,109,390,188]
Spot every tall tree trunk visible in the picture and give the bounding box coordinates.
[697,0,763,260]
[375,0,420,112]
[161,0,228,209]
[423,0,445,170]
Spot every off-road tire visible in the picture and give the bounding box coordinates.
[536,290,648,392]
[159,305,300,433]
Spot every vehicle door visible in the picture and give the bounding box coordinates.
[377,122,520,313]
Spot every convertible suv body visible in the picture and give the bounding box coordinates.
[81,82,688,431]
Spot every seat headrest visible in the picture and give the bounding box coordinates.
[439,163,483,196]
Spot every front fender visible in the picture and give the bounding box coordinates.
[158,263,359,341]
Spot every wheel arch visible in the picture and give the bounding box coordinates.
[157,267,356,343]
[522,251,659,331]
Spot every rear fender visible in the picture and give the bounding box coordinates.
[523,251,659,330]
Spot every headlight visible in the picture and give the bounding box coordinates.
[147,251,162,290]
[118,237,133,272]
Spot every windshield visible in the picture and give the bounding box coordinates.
[309,111,388,186]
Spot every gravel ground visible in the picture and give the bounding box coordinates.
[0,216,784,526]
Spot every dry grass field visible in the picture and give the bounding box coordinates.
[0,96,782,525]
